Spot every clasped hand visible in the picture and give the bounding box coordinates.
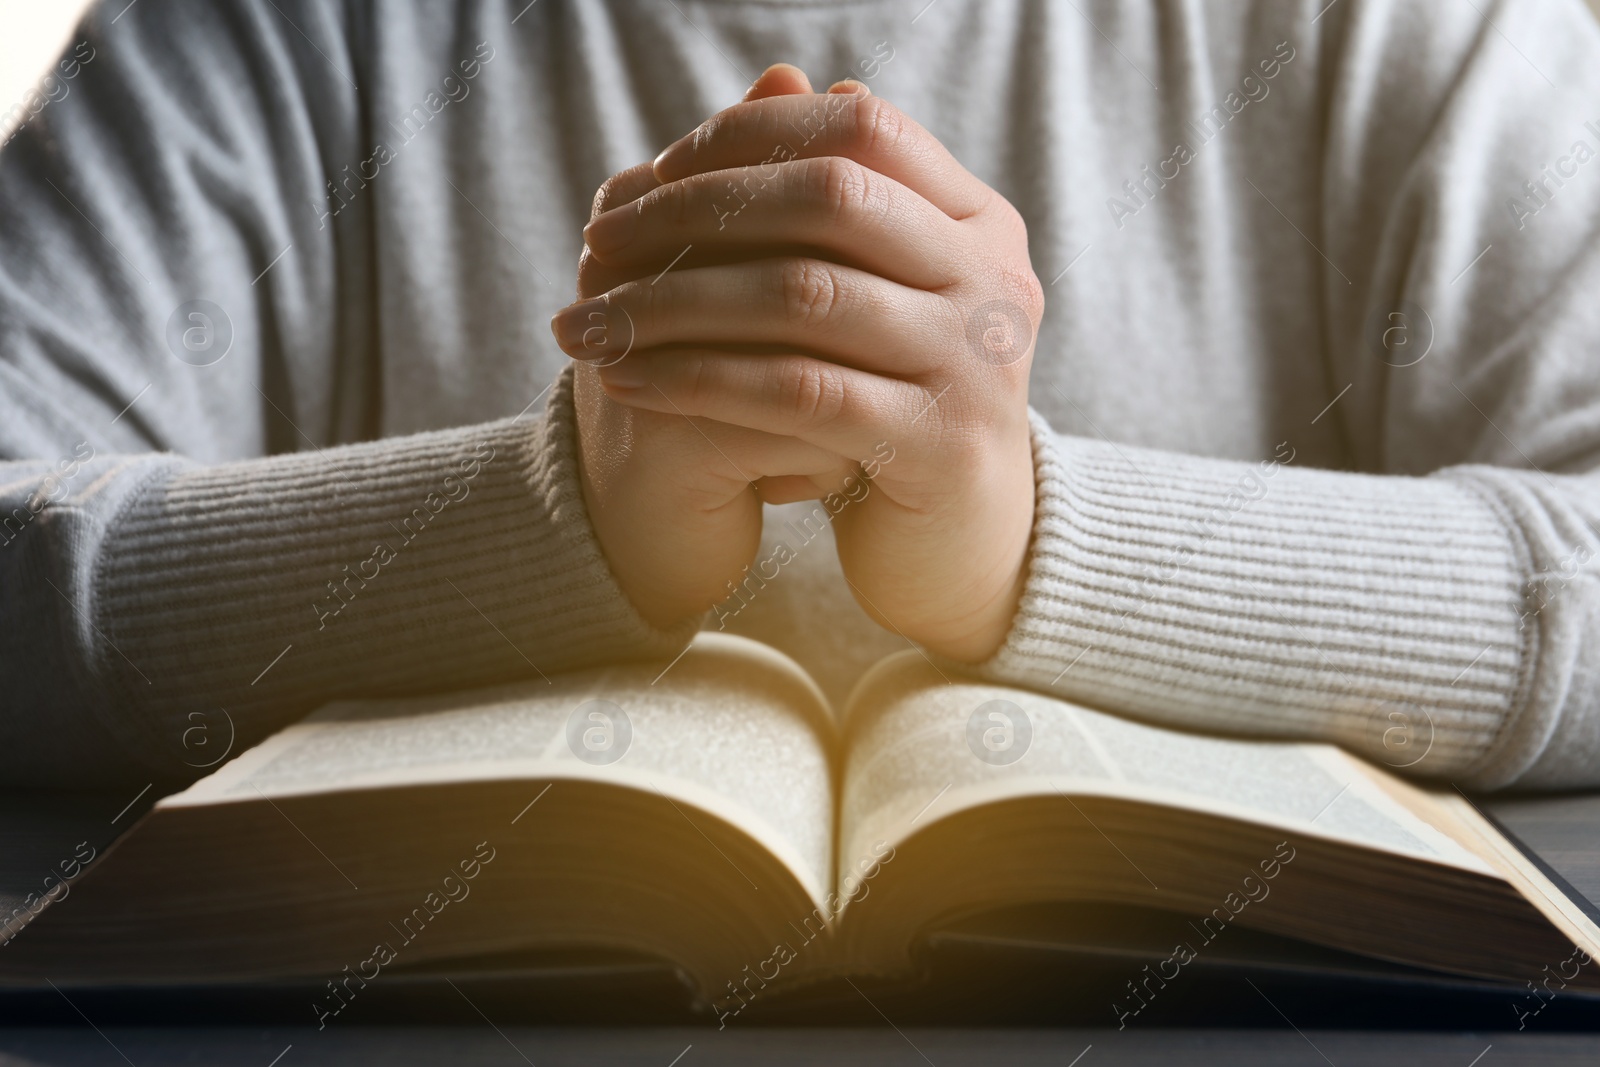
[552,66,1042,662]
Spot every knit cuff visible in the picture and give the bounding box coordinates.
[975,413,1538,786]
[92,365,696,775]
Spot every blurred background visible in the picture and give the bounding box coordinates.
[6,0,1600,138]
[7,0,1600,141]
[7,0,1600,148]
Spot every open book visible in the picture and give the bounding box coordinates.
[5,633,1598,1022]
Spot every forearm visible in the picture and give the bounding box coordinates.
[974,414,1600,790]
[1,371,694,784]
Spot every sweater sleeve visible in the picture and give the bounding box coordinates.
[0,1,687,785]
[83,369,692,779]
[977,0,1600,790]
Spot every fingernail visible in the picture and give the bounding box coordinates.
[599,358,649,390]
[550,298,607,351]
[583,203,639,256]
[653,133,694,182]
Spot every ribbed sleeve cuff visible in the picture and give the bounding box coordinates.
[975,413,1544,787]
[92,366,697,775]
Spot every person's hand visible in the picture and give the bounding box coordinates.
[555,82,1042,660]
[558,66,853,628]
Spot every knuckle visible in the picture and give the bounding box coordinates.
[853,96,908,160]
[995,264,1045,324]
[810,156,875,226]
[1023,273,1047,324]
[653,178,695,229]
[591,175,625,219]
[780,259,844,329]
[776,359,847,429]
[575,248,606,299]
[680,351,717,410]
[1022,271,1046,323]
[592,162,658,218]
[618,277,657,331]
[690,112,727,161]
[960,263,1043,372]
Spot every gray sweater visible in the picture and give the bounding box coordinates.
[3,0,1599,790]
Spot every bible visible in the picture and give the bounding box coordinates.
[4,632,1596,1025]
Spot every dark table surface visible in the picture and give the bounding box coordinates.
[3,1026,1600,1066]
[3,788,1599,1065]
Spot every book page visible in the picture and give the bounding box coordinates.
[708,501,909,712]
[167,633,838,903]
[1425,793,1600,968]
[837,653,1493,890]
